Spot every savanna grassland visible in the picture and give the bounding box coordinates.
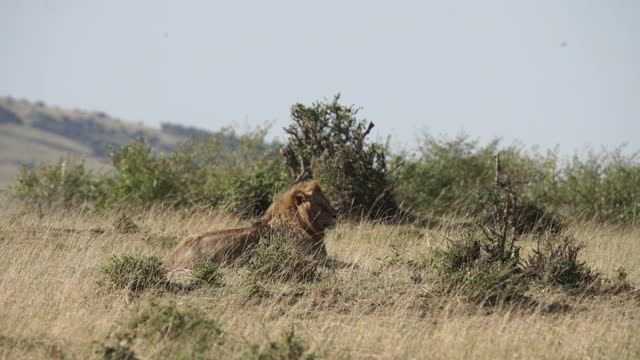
[1,204,639,359]
[2,96,640,359]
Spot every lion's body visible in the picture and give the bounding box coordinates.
[164,181,337,269]
[163,225,263,268]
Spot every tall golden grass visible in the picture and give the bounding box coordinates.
[0,204,638,359]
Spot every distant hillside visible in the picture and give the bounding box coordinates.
[0,96,269,188]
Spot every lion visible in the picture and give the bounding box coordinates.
[163,180,338,269]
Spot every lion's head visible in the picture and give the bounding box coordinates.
[262,180,338,240]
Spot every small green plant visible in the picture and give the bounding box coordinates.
[192,262,223,287]
[100,255,167,293]
[101,333,137,360]
[244,329,315,360]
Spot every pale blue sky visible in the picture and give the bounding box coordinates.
[1,0,639,155]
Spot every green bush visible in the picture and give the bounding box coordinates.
[395,134,640,224]
[101,129,288,213]
[281,95,399,219]
[99,139,189,207]
[11,127,289,216]
[100,255,167,293]
[11,159,100,209]
[394,133,498,216]
[547,149,640,223]
[173,126,286,209]
[224,160,290,218]
[9,99,640,226]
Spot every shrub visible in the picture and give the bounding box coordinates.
[281,95,399,219]
[395,134,640,224]
[431,232,528,306]
[9,100,640,226]
[125,301,223,345]
[9,131,288,215]
[431,232,481,274]
[430,161,532,305]
[547,148,640,223]
[102,129,287,214]
[100,139,188,207]
[11,159,99,209]
[244,329,315,360]
[100,255,167,293]
[102,300,224,359]
[525,236,597,289]
[394,133,499,216]
[173,126,285,208]
[223,160,290,218]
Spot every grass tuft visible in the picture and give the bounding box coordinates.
[192,261,223,287]
[244,329,315,360]
[525,235,597,289]
[244,228,324,283]
[100,255,167,293]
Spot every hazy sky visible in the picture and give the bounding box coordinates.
[2,0,639,155]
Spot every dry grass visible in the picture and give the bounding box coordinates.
[0,204,639,359]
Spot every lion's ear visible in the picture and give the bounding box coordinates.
[293,191,307,206]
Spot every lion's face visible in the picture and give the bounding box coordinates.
[294,186,338,235]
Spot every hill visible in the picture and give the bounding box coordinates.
[0,96,256,188]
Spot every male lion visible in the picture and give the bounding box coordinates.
[163,180,338,269]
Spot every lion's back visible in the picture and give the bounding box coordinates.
[164,226,260,269]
